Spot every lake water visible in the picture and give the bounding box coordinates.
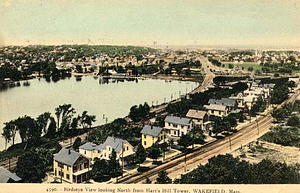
[0,76,198,151]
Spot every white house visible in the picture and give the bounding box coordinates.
[164,116,193,137]
[79,136,135,165]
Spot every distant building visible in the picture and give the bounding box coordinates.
[186,109,211,131]
[140,125,167,149]
[164,116,193,137]
[0,167,22,183]
[53,148,91,183]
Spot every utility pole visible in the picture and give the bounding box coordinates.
[122,142,124,177]
[163,129,166,161]
[256,116,259,135]
[229,134,232,151]
[8,158,11,171]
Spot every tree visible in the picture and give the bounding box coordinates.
[135,144,147,165]
[15,116,40,144]
[147,143,161,161]
[287,116,300,127]
[271,83,289,104]
[178,134,194,168]
[108,149,122,178]
[15,150,47,183]
[156,170,172,184]
[250,97,266,116]
[73,137,82,151]
[79,111,96,130]
[55,104,75,133]
[2,121,17,146]
[91,158,111,182]
[46,117,57,138]
[2,123,12,149]
[36,112,51,134]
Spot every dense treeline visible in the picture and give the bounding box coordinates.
[166,82,248,116]
[129,103,150,122]
[174,154,300,184]
[261,126,300,147]
[1,104,96,155]
[86,118,142,146]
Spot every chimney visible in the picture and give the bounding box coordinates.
[68,149,71,155]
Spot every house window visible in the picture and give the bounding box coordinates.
[84,151,86,154]
[66,174,70,180]
[62,172,64,178]
[219,111,221,115]
[84,162,88,168]
[98,150,100,153]
[109,147,111,151]
[55,169,57,176]
[144,141,146,146]
[123,147,125,151]
[79,164,82,170]
[73,165,77,172]
[173,124,177,128]
[152,136,154,140]
[144,134,146,139]
[67,166,69,171]
[104,153,106,157]
[58,171,61,176]
[211,110,214,113]
[127,146,129,151]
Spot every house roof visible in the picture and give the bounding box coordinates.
[141,125,163,137]
[79,142,103,151]
[204,104,227,111]
[0,167,22,183]
[164,116,191,126]
[102,136,129,153]
[186,109,207,120]
[208,98,236,107]
[262,83,275,89]
[54,148,83,166]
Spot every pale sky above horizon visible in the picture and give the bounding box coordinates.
[1,0,300,47]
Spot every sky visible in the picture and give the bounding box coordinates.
[1,0,300,48]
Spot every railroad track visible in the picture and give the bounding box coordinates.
[118,113,274,184]
[119,87,300,184]
[0,156,18,171]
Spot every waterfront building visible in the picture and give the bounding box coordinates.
[140,125,167,149]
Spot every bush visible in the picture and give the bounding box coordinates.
[287,116,300,126]
[153,161,163,165]
[137,166,150,173]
